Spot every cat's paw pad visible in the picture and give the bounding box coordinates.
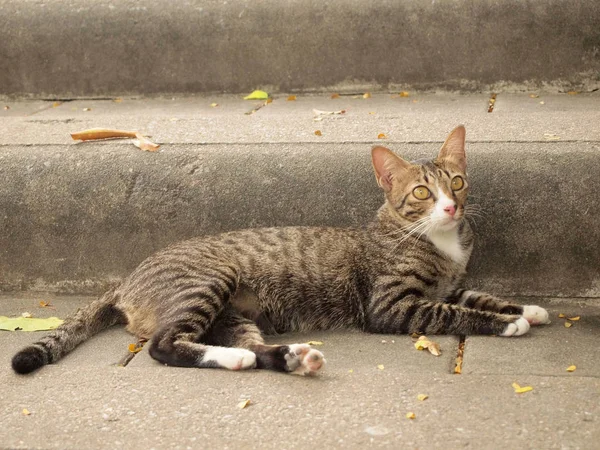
[500,317,530,337]
[203,347,257,370]
[285,344,326,376]
[522,305,551,325]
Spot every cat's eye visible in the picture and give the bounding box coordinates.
[412,186,431,200]
[451,176,464,191]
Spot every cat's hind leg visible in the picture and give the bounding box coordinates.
[204,308,325,376]
[445,290,550,325]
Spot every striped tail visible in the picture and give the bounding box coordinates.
[11,289,123,374]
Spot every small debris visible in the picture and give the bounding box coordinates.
[21,312,32,318]
[363,92,371,99]
[313,108,346,116]
[128,343,143,354]
[540,101,545,105]
[113,98,123,103]
[417,394,429,401]
[512,382,533,394]
[567,91,579,95]
[52,101,62,108]
[22,409,31,416]
[529,94,539,98]
[558,313,565,318]
[82,108,92,112]
[564,322,573,328]
[544,133,561,141]
[3,105,9,110]
[287,95,297,101]
[132,134,160,152]
[330,93,340,99]
[406,412,416,419]
[414,336,441,356]
[348,369,354,373]
[377,364,385,370]
[39,301,52,308]
[399,91,410,97]
[377,133,387,139]
[314,130,322,136]
[568,316,580,321]
[237,399,251,409]
[487,93,497,113]
[306,340,324,346]
[566,365,576,372]
[210,103,218,107]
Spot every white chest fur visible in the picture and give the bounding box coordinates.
[427,228,466,265]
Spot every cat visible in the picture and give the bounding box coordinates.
[12,125,550,376]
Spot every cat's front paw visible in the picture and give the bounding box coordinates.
[522,305,551,325]
[285,344,326,376]
[500,317,530,337]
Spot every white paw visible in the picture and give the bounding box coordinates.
[522,305,551,325]
[500,317,530,337]
[202,347,257,370]
[285,344,326,376]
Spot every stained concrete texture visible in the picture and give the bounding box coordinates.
[0,93,599,297]
[1,0,599,97]
[1,295,598,449]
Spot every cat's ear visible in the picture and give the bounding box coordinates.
[371,146,411,192]
[437,125,466,171]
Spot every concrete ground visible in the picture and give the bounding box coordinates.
[0,294,598,449]
[1,92,599,449]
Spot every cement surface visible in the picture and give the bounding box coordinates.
[1,0,599,96]
[1,295,598,449]
[1,94,599,297]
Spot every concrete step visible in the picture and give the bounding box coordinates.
[1,0,599,97]
[1,93,599,298]
[1,294,598,449]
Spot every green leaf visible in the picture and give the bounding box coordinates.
[0,316,64,332]
[243,90,269,100]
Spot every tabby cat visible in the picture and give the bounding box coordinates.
[12,126,550,376]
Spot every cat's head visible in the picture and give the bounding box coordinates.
[371,125,469,233]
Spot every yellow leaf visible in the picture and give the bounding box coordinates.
[128,343,142,353]
[377,364,384,370]
[287,95,297,101]
[399,91,410,97]
[558,313,565,318]
[52,101,62,108]
[306,340,323,346]
[363,92,371,99]
[330,93,340,99]
[0,316,63,331]
[377,133,387,139]
[244,90,269,100]
[566,365,576,372]
[22,408,31,416]
[512,382,521,390]
[564,322,573,328]
[515,386,533,394]
[314,130,322,136]
[406,412,416,419]
[210,103,218,107]
[417,394,428,401]
[237,399,251,409]
[567,316,580,321]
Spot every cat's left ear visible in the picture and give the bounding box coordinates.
[437,125,466,172]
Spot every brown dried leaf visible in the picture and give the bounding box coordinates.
[567,91,579,95]
[330,93,340,99]
[529,94,539,98]
[237,399,251,409]
[133,133,160,152]
[128,343,142,354]
[39,301,52,308]
[377,133,387,139]
[71,128,138,141]
[52,101,62,108]
[314,130,322,136]
[414,336,442,356]
[287,95,297,101]
[399,91,410,97]
[113,98,123,103]
[567,316,580,321]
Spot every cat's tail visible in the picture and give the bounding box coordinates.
[11,288,124,374]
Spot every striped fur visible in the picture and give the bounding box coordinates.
[12,126,549,375]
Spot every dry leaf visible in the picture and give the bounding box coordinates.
[363,92,371,99]
[244,90,269,100]
[52,102,62,108]
[0,316,63,331]
[3,105,9,110]
[567,91,579,95]
[128,343,143,354]
[210,103,219,107]
[406,412,416,419]
[265,98,273,104]
[544,133,561,141]
[417,394,428,401]
[237,399,251,409]
[414,336,442,356]
[529,94,539,98]
[82,108,91,112]
[287,95,297,101]
[348,369,354,373]
[39,301,52,308]
[330,93,340,99]
[113,98,123,103]
[566,365,576,372]
[71,128,137,141]
[568,316,580,321]
[512,382,533,394]
[314,130,322,136]
[540,101,545,105]
[377,133,387,139]
[558,313,565,318]
[564,322,573,328]
[377,364,385,370]
[399,91,410,97]
[369,112,375,115]
[22,408,31,416]
[133,133,160,152]
[306,340,324,346]
[21,312,32,318]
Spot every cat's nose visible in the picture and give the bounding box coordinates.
[444,204,457,216]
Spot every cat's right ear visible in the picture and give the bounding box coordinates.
[371,146,411,192]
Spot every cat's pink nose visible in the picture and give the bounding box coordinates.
[444,204,457,216]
